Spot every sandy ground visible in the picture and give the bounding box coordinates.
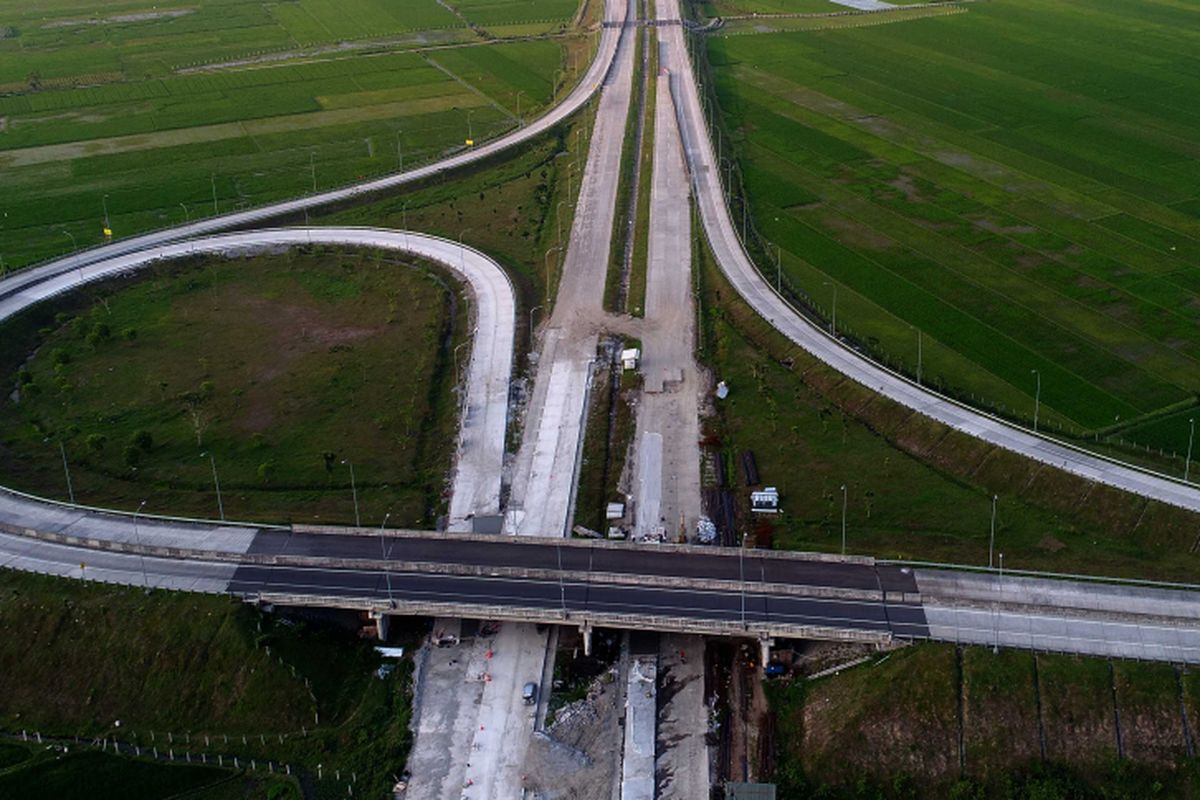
[656,634,710,799]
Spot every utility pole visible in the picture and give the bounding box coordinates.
[1031,369,1041,432]
[1186,417,1195,482]
[988,494,997,569]
[341,460,360,527]
[59,441,75,504]
[840,484,847,556]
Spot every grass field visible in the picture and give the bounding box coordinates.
[770,644,1200,798]
[0,569,415,799]
[706,0,1200,452]
[0,249,464,526]
[0,0,585,269]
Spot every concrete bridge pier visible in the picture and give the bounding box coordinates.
[370,611,390,641]
[581,621,593,656]
[758,636,774,668]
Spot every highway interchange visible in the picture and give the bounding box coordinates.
[2,0,1200,794]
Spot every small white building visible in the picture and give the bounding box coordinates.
[621,348,640,370]
[750,487,780,514]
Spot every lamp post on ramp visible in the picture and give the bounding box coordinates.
[1186,417,1195,483]
[341,460,360,527]
[380,513,394,608]
[1031,369,1041,433]
[133,499,149,590]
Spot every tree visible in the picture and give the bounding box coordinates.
[257,461,277,484]
[123,445,141,469]
[85,433,107,453]
[131,430,153,451]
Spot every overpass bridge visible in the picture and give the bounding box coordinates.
[4,487,1200,663]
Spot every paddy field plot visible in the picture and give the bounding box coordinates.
[709,0,1200,448]
[0,0,582,267]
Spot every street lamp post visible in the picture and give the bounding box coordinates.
[380,513,394,608]
[202,452,225,521]
[557,542,567,617]
[102,194,111,231]
[453,340,470,383]
[309,151,317,193]
[1186,417,1195,483]
[740,533,748,628]
[341,460,360,527]
[211,173,218,215]
[180,203,190,224]
[556,200,567,248]
[396,130,404,172]
[840,484,847,555]
[543,245,560,305]
[988,494,997,568]
[133,499,149,590]
[59,441,75,504]
[912,326,922,385]
[1031,369,1041,432]
[824,281,838,337]
[465,109,475,143]
[515,91,525,125]
[529,305,543,340]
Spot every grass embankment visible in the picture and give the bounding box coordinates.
[0,0,585,269]
[769,644,1200,798]
[573,340,641,533]
[695,211,1200,580]
[321,109,593,355]
[0,747,283,800]
[625,30,657,317]
[602,18,645,313]
[0,249,464,526]
[0,569,416,799]
[705,0,1200,455]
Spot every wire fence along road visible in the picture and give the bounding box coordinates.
[658,0,1200,515]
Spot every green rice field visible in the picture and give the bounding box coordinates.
[708,0,1200,450]
[0,0,585,268]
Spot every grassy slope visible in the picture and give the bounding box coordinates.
[0,0,581,269]
[0,569,414,799]
[696,216,1200,580]
[0,250,463,526]
[319,107,592,350]
[706,0,1200,447]
[772,645,1200,798]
